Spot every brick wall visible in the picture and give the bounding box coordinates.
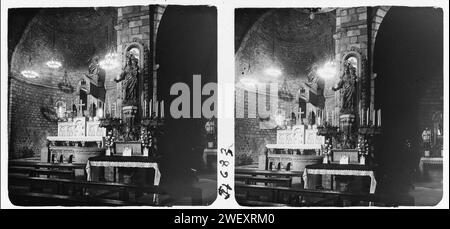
[8,76,75,158]
[330,7,370,114]
[111,5,166,113]
[8,8,116,158]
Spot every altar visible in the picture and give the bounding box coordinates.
[258,126,324,184]
[303,164,377,194]
[45,117,106,164]
[86,156,161,186]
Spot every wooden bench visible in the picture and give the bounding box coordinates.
[237,199,289,207]
[235,183,394,207]
[9,166,76,179]
[235,169,303,178]
[9,191,145,206]
[9,161,86,179]
[235,174,292,187]
[235,169,303,187]
[9,175,168,204]
[9,161,86,169]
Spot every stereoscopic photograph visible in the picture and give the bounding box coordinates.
[235,7,444,207]
[7,5,217,206]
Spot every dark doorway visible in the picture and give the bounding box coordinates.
[155,6,217,189]
[373,7,443,194]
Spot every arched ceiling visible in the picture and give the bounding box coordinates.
[236,8,336,86]
[10,7,117,87]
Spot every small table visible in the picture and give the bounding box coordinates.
[86,156,161,186]
[303,164,377,194]
[418,157,443,175]
[202,148,217,171]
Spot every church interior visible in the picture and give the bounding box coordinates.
[7,5,217,206]
[234,7,444,207]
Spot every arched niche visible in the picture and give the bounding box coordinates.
[339,49,369,113]
[121,39,148,115]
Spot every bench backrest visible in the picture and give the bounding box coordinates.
[235,183,382,206]
[9,161,86,169]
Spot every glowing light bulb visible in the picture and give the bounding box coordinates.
[316,61,338,79]
[21,70,39,78]
[264,67,282,77]
[46,59,62,69]
[99,51,120,70]
[240,77,258,87]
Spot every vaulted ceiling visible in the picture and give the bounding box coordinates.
[9,7,117,86]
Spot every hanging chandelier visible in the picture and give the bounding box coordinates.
[265,12,282,78]
[99,51,120,70]
[21,55,39,78]
[46,21,62,69]
[99,21,120,70]
[46,58,62,69]
[21,70,39,78]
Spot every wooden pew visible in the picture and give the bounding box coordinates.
[9,192,145,206]
[235,174,292,187]
[235,168,303,178]
[9,161,86,179]
[9,166,76,179]
[235,168,303,187]
[235,183,393,207]
[9,161,86,169]
[9,175,168,205]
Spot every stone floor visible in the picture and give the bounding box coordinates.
[408,167,443,206]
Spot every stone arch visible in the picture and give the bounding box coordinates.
[236,9,275,55]
[370,6,391,61]
[341,49,370,109]
[121,40,146,68]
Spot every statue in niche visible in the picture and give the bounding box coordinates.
[115,52,139,106]
[332,60,357,114]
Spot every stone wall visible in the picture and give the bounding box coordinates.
[235,9,335,165]
[8,76,74,158]
[331,7,370,114]
[8,8,116,158]
[113,5,166,109]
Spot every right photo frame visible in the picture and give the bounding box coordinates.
[234,7,444,207]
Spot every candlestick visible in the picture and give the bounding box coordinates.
[366,108,369,126]
[114,103,117,118]
[161,100,164,118]
[149,99,153,116]
[155,100,159,118]
[360,110,363,125]
[378,109,381,127]
[372,109,375,127]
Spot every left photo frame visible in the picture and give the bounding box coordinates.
[6,4,217,207]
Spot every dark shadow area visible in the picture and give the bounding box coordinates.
[156,5,217,204]
[373,7,443,201]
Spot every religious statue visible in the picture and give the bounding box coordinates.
[115,52,139,106]
[332,61,357,114]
